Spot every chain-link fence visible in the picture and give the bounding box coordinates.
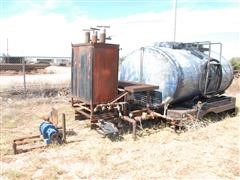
[0,56,71,98]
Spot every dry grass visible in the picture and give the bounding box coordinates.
[0,79,240,179]
[226,77,240,96]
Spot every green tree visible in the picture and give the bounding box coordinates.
[230,57,240,71]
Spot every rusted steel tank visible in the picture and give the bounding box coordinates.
[119,42,233,105]
[71,43,119,105]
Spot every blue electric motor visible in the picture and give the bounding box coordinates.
[39,121,62,144]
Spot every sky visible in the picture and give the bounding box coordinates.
[0,0,239,59]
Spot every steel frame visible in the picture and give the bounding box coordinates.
[72,81,236,140]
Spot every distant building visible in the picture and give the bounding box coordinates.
[53,58,71,66]
[2,56,25,63]
[36,58,71,66]
[36,58,53,64]
[0,56,71,66]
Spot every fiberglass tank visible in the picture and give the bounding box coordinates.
[119,42,233,105]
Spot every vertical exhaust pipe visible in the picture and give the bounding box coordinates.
[82,29,91,43]
[85,31,90,43]
[83,26,110,44]
[92,30,98,44]
[99,28,106,43]
[97,25,110,44]
[90,27,100,44]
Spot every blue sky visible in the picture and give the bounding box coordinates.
[0,0,239,58]
[1,0,239,19]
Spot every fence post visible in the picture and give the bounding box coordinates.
[22,58,26,97]
[62,113,66,143]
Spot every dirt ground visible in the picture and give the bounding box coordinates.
[0,79,240,179]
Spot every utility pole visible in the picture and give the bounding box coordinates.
[6,38,8,56]
[6,38,9,63]
[173,0,177,42]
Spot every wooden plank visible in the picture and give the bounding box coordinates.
[13,135,40,142]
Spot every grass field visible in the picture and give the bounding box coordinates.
[0,78,239,179]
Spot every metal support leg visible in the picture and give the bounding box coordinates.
[123,116,136,140]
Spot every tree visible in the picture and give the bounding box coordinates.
[230,57,240,71]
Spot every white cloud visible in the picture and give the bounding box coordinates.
[0,7,239,59]
[109,8,240,59]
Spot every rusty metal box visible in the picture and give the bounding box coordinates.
[71,43,119,105]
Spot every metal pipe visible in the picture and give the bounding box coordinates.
[110,91,128,104]
[62,113,66,143]
[149,110,175,121]
[118,88,125,92]
[92,31,98,43]
[219,43,222,63]
[129,109,148,117]
[97,25,110,43]
[99,33,106,43]
[123,116,136,140]
[76,104,91,112]
[99,28,106,43]
[204,43,211,95]
[76,109,90,118]
[173,0,177,42]
[85,31,90,43]
[140,47,144,82]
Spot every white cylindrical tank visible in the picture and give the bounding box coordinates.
[119,43,233,105]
